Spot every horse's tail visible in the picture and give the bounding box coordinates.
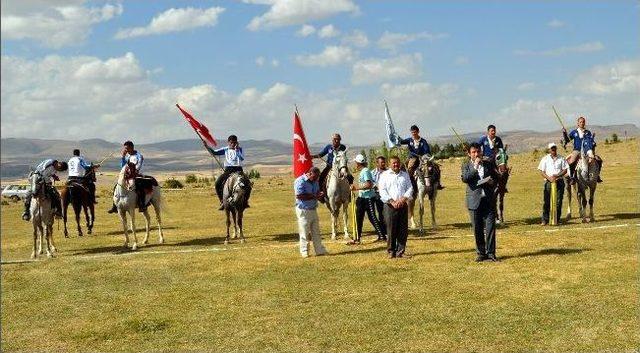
[156,186,169,216]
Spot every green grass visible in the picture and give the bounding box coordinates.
[2,140,638,352]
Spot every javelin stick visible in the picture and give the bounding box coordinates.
[96,151,117,166]
[552,105,567,130]
[450,127,468,150]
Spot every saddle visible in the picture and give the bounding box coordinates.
[134,175,158,195]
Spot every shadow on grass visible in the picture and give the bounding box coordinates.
[325,244,388,257]
[596,212,640,221]
[71,242,167,256]
[270,232,298,242]
[501,247,589,261]
[173,236,227,247]
[103,226,177,236]
[413,248,476,257]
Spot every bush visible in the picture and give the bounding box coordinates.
[185,174,198,184]
[611,133,619,143]
[163,178,184,189]
[248,169,261,179]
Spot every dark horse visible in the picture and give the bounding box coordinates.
[494,148,510,224]
[222,172,252,244]
[61,168,96,237]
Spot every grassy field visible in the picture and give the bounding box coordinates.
[1,140,638,352]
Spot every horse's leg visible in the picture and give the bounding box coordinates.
[152,202,164,244]
[73,201,83,237]
[499,193,505,224]
[430,189,437,229]
[63,197,69,238]
[118,209,129,248]
[238,209,245,243]
[87,201,94,235]
[31,220,38,259]
[142,209,151,245]
[232,209,239,239]
[45,224,53,258]
[588,185,596,222]
[129,210,138,250]
[408,199,416,229]
[565,180,573,220]
[578,185,587,222]
[82,201,90,235]
[224,210,231,244]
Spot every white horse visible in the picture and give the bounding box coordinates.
[29,174,57,258]
[566,146,600,223]
[408,155,439,233]
[325,150,352,240]
[113,168,164,250]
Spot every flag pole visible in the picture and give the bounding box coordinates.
[450,126,468,150]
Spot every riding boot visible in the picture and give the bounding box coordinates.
[596,159,603,183]
[568,163,577,185]
[22,195,32,221]
[108,204,118,213]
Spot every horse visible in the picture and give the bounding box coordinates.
[408,154,440,233]
[29,173,57,258]
[566,146,600,223]
[222,172,251,244]
[325,150,352,240]
[113,166,164,250]
[494,148,511,224]
[61,176,95,238]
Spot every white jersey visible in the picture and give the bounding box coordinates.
[68,156,90,177]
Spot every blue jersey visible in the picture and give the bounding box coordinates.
[316,144,346,166]
[400,137,431,157]
[478,135,504,158]
[564,129,596,152]
[294,174,319,210]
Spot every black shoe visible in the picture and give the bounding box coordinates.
[437,185,445,190]
[218,204,225,211]
[245,203,250,209]
[107,205,118,214]
[597,177,603,183]
[475,255,488,262]
[487,254,500,262]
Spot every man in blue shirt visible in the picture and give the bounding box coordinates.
[478,125,504,160]
[311,133,353,192]
[205,135,251,210]
[562,116,602,183]
[399,125,444,190]
[108,141,144,214]
[294,166,327,258]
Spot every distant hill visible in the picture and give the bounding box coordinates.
[2,124,637,178]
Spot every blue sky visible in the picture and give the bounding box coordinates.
[1,0,638,144]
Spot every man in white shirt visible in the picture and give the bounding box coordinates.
[68,149,100,204]
[537,143,569,226]
[205,135,251,210]
[22,159,68,221]
[377,156,413,258]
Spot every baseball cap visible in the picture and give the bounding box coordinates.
[548,142,557,149]
[354,154,366,163]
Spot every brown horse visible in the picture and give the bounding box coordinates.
[61,171,95,237]
[494,148,510,224]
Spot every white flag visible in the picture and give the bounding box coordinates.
[384,101,400,148]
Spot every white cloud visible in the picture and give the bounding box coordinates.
[296,24,316,37]
[1,1,122,48]
[547,19,565,28]
[271,59,280,67]
[341,30,369,48]
[515,41,604,56]
[245,0,359,31]
[114,6,225,39]
[517,82,536,91]
[295,46,356,67]
[255,56,266,66]
[377,31,448,52]
[569,59,640,95]
[454,56,469,66]
[351,54,423,85]
[318,24,340,38]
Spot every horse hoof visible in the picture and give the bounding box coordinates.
[51,247,57,253]
[143,240,149,245]
[87,230,92,235]
[582,218,588,223]
[240,239,246,244]
[224,240,229,245]
[47,252,53,258]
[331,235,337,241]
[131,244,138,251]
[158,238,164,244]
[496,219,501,225]
[64,233,69,239]
[78,233,83,237]
[30,253,36,259]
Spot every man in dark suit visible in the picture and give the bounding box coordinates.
[461,142,499,262]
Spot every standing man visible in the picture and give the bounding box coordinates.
[108,141,143,213]
[378,156,413,259]
[461,142,499,262]
[204,135,250,210]
[22,159,68,221]
[562,116,602,183]
[351,154,387,243]
[537,143,569,226]
[311,133,352,190]
[68,149,99,204]
[294,167,328,258]
[371,156,388,241]
[478,124,504,160]
[399,125,444,190]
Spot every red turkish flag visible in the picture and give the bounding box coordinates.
[293,111,312,177]
[176,104,217,147]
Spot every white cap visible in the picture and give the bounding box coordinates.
[547,142,557,149]
[354,154,366,164]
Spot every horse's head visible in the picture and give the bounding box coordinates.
[332,150,349,179]
[226,173,251,208]
[30,173,47,199]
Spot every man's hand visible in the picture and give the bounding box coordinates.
[316,191,325,200]
[52,175,60,181]
[121,147,127,157]
[473,157,481,167]
[562,127,567,133]
[350,184,357,191]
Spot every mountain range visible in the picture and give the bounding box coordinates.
[2,124,637,179]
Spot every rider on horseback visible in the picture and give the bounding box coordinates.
[399,125,444,192]
[108,141,145,213]
[562,116,603,184]
[67,149,100,204]
[479,124,509,193]
[22,159,68,221]
[312,133,354,198]
[205,135,251,211]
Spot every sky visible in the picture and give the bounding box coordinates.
[1,0,638,145]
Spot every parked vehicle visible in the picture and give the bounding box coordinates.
[1,185,29,202]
